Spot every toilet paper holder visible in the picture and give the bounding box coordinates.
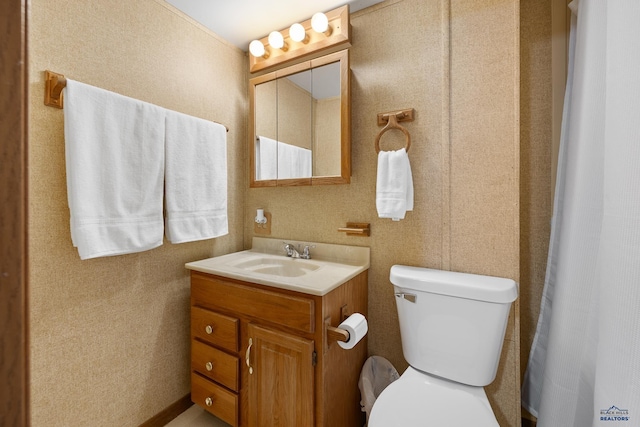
[324,307,368,350]
[325,305,351,347]
[326,324,350,344]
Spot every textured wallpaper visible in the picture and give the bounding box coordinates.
[28,0,246,424]
[245,0,522,425]
[26,0,530,425]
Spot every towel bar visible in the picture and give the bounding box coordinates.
[43,70,229,132]
[338,222,370,236]
[44,70,66,109]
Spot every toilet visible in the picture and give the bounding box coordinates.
[368,265,518,427]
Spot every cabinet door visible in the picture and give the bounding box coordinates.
[246,323,314,427]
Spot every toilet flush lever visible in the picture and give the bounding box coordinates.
[395,292,417,303]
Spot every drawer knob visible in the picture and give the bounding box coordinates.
[205,325,213,334]
[205,361,213,371]
[205,397,213,407]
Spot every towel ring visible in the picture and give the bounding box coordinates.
[375,113,411,153]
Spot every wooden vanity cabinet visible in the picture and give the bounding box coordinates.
[189,270,368,427]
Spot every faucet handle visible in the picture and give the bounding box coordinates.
[301,244,315,259]
[283,241,293,256]
[283,242,300,258]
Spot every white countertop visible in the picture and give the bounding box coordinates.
[185,237,370,296]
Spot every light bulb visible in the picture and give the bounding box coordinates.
[268,31,285,49]
[249,40,266,57]
[311,12,331,35]
[289,23,307,43]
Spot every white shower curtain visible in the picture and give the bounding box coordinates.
[522,1,640,426]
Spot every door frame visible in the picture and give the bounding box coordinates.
[0,0,29,425]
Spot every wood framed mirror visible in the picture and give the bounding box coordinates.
[249,49,350,187]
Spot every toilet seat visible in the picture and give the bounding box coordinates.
[368,367,499,427]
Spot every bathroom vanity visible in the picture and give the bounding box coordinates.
[186,238,369,427]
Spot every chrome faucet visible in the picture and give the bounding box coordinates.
[283,242,301,258]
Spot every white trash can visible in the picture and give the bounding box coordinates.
[358,356,400,425]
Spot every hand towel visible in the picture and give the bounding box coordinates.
[376,148,414,221]
[64,79,165,260]
[165,110,228,243]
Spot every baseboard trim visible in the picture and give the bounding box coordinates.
[139,393,192,427]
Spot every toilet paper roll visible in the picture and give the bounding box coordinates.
[337,313,368,350]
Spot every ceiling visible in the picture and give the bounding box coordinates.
[165,0,385,51]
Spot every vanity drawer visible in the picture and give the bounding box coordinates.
[191,306,239,352]
[192,272,315,333]
[191,339,239,391]
[191,373,238,427]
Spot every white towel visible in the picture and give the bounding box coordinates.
[165,110,228,243]
[256,136,277,180]
[64,80,165,260]
[277,141,312,179]
[376,148,414,221]
[256,135,312,180]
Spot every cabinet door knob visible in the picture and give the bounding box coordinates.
[205,325,213,334]
[245,338,254,375]
[205,361,213,371]
[205,397,213,407]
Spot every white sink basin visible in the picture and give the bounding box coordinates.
[231,257,321,277]
[185,237,370,296]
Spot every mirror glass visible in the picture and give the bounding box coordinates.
[250,50,350,187]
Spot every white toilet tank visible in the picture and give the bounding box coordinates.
[390,265,517,387]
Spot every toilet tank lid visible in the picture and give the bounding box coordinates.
[390,265,518,303]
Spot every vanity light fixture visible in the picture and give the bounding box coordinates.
[268,31,287,51]
[248,5,350,73]
[311,12,332,36]
[249,40,269,58]
[289,23,308,43]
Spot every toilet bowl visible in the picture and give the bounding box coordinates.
[368,265,517,427]
[369,367,498,427]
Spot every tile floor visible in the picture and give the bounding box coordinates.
[165,405,231,427]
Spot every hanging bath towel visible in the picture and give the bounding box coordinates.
[64,80,166,260]
[164,110,228,243]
